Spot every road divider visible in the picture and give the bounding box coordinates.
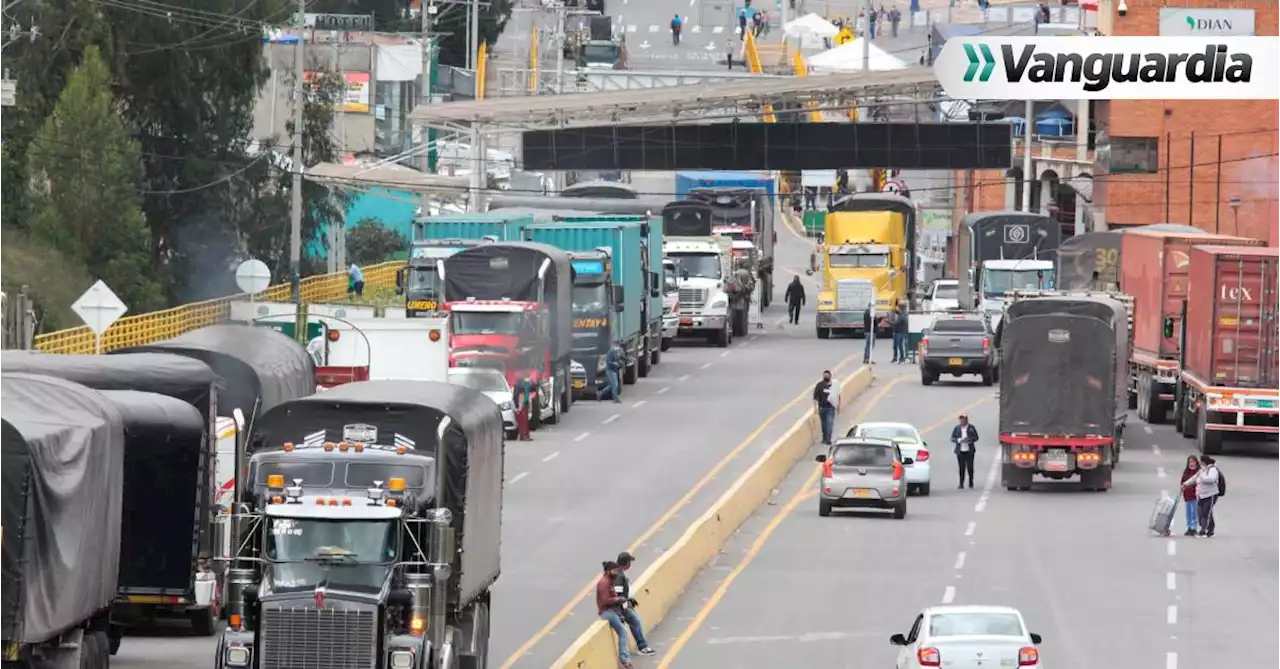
[549,366,875,668]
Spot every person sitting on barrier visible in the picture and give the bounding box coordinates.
[614,552,656,656]
[597,561,634,669]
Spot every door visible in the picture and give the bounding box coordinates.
[897,614,923,668]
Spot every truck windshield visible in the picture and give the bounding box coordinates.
[582,44,618,62]
[572,283,609,313]
[670,253,721,279]
[407,266,442,296]
[265,518,397,593]
[982,269,1053,297]
[932,283,958,300]
[452,311,522,335]
[829,252,890,268]
[663,266,679,294]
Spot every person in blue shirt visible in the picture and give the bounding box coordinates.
[347,263,365,297]
[671,14,682,45]
[602,343,624,403]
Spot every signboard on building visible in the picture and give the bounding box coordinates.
[303,71,372,113]
[1158,8,1255,36]
[311,13,375,31]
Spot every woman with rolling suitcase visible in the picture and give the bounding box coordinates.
[1178,456,1200,536]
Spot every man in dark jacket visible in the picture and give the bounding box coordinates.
[890,304,909,363]
[813,370,840,444]
[613,552,656,656]
[596,561,633,668]
[950,413,979,489]
[784,276,806,325]
[862,307,875,364]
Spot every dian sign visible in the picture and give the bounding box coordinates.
[1159,9,1255,36]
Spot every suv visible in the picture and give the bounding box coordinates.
[814,438,912,519]
[919,313,997,387]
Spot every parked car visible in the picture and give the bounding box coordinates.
[918,313,997,386]
[814,437,912,519]
[448,368,517,436]
[890,605,1043,668]
[847,421,931,495]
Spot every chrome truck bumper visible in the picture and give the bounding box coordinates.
[258,604,378,669]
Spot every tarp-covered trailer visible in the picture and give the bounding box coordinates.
[249,380,504,609]
[661,201,715,237]
[1056,231,1121,291]
[2,373,126,667]
[998,295,1128,491]
[488,193,668,216]
[96,390,214,637]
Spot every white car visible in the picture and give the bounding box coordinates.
[847,421,931,495]
[924,278,961,312]
[447,368,517,436]
[891,605,1043,668]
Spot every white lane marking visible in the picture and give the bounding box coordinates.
[701,362,714,370]
[941,586,956,604]
[1166,605,1177,625]
[720,351,731,358]
[964,521,976,537]
[542,451,560,463]
[656,386,670,395]
[1152,444,1162,456]
[632,400,647,409]
[1167,540,1176,557]
[691,24,702,32]
[574,432,591,442]
[1144,425,1154,434]
[1166,572,1177,591]
[974,492,989,513]
[679,374,692,382]
[1166,652,1178,669]
[954,552,966,570]
[602,414,621,425]
[648,24,659,32]
[627,24,637,32]
[509,472,529,484]
[1157,466,1168,479]
[712,25,725,33]
[705,631,856,645]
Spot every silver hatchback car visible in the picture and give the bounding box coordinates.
[815,437,912,519]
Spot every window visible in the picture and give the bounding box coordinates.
[345,463,428,489]
[929,612,1025,638]
[931,318,987,334]
[828,252,890,268]
[1107,137,1159,174]
[857,425,919,442]
[932,283,958,300]
[257,461,335,487]
[830,444,895,467]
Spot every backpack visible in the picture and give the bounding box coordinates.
[1216,467,1226,497]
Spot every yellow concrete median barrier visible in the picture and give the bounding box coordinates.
[552,366,875,668]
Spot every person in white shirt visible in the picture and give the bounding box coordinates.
[1181,455,1222,537]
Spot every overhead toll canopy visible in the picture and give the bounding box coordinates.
[0,351,218,426]
[307,162,469,194]
[251,380,503,606]
[117,324,315,432]
[2,373,126,645]
[488,194,667,215]
[807,38,909,72]
[97,389,208,596]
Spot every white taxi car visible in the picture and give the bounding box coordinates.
[847,421,932,495]
[890,605,1043,668]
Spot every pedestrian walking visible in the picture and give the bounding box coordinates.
[785,275,806,325]
[889,305,909,363]
[613,553,656,656]
[1181,455,1223,537]
[862,306,876,364]
[596,561,634,669]
[1178,455,1200,536]
[347,263,365,297]
[889,7,901,37]
[867,8,877,39]
[813,370,840,445]
[602,342,624,403]
[512,375,535,441]
[670,13,682,45]
[950,413,978,489]
[738,8,748,39]
[761,10,772,36]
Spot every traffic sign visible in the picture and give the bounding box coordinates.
[312,13,374,31]
[72,280,128,352]
[258,320,325,342]
[1,80,15,107]
[235,259,272,295]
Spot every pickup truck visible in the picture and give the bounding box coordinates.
[918,313,997,386]
[923,278,961,312]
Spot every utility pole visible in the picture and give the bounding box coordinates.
[554,3,567,95]
[861,0,871,72]
[420,2,436,219]
[468,0,480,72]
[289,0,306,301]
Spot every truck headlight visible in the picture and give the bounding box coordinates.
[708,298,727,309]
[597,358,607,373]
[389,650,415,669]
[225,646,251,667]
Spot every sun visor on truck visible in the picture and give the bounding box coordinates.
[1,373,126,645]
[662,201,714,237]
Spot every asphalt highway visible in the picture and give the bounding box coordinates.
[641,364,1279,669]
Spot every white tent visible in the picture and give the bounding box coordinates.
[783,13,839,38]
[807,38,909,72]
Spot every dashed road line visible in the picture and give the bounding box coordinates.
[701,362,715,370]
[509,472,529,484]
[1166,605,1177,625]
[953,552,966,570]
[679,374,692,382]
[656,386,671,395]
[1166,540,1176,557]
[1157,466,1168,478]
[1152,444,1163,456]
[720,351,731,358]
[964,521,977,537]
[1166,572,1177,590]
[1166,652,1178,669]
[974,492,990,513]
[542,451,560,463]
[941,586,956,604]
[1144,425,1154,434]
[574,432,590,442]
[602,414,621,425]
[632,400,647,409]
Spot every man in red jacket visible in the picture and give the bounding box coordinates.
[596,561,633,668]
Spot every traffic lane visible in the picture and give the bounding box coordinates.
[954,431,1170,669]
[646,373,997,669]
[1146,424,1279,668]
[493,328,867,667]
[111,629,215,668]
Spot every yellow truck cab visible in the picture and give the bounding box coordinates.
[815,211,909,339]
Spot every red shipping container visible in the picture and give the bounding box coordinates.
[1119,229,1265,359]
[1183,245,1280,389]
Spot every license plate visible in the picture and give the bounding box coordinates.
[852,488,876,498]
[948,358,963,366]
[573,380,586,390]
[1257,399,1276,408]
[679,318,693,326]
[1041,452,1070,471]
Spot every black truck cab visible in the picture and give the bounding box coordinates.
[567,251,622,397]
[398,239,490,317]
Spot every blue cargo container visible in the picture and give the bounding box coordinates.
[675,171,776,204]
[415,211,533,242]
[522,222,644,344]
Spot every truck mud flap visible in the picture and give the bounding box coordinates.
[1080,465,1112,492]
[1001,463,1034,491]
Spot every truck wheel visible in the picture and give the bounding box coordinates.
[459,600,491,669]
[918,483,931,496]
[1196,408,1223,455]
[623,361,638,385]
[650,344,661,365]
[716,324,731,348]
[660,337,672,352]
[108,626,123,655]
[545,390,562,425]
[82,630,108,669]
[732,309,748,337]
[816,327,830,340]
[1180,398,1197,439]
[921,372,935,386]
[190,607,217,636]
[980,369,994,386]
[560,378,571,415]
[818,500,832,517]
[1142,373,1167,424]
[638,349,651,378]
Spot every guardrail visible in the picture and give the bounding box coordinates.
[34,261,404,354]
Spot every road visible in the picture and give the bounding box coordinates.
[641,364,1279,668]
[113,208,862,668]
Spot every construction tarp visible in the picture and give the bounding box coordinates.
[251,380,503,608]
[1,374,126,644]
[1056,231,1121,291]
[118,324,315,433]
[443,242,574,364]
[998,310,1123,437]
[807,38,909,72]
[98,390,208,596]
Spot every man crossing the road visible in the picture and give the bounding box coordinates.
[813,370,840,445]
[785,275,806,325]
[950,413,979,489]
[671,14,682,45]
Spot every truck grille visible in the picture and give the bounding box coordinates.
[678,288,707,310]
[835,280,873,311]
[259,605,378,669]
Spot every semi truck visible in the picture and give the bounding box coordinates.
[2,373,126,668]
[661,200,752,346]
[815,211,902,339]
[830,192,922,309]
[213,380,504,669]
[1173,245,1279,455]
[676,171,777,308]
[316,316,452,387]
[661,258,679,351]
[1117,229,1264,425]
[443,242,574,427]
[955,211,1061,330]
[399,240,491,317]
[1055,231,1121,291]
[998,294,1130,491]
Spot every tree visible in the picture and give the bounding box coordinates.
[24,45,164,312]
[347,218,409,266]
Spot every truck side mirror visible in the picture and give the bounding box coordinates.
[650,272,661,298]
[613,285,625,312]
[395,269,405,295]
[1163,316,1175,339]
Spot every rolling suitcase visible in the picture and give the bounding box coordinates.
[1149,494,1176,536]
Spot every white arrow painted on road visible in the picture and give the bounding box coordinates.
[704,42,717,50]
[638,40,651,49]
[712,25,725,33]
[691,24,702,32]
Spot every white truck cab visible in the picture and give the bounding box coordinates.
[664,237,733,345]
[977,259,1055,332]
[924,278,961,312]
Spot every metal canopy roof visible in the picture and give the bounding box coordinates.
[307,162,470,192]
[409,67,942,127]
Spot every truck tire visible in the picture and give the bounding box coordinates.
[816,326,830,339]
[1196,407,1223,455]
[921,371,935,386]
[1083,466,1112,492]
[660,337,672,352]
[716,324,731,348]
[560,376,572,415]
[732,309,748,337]
[650,342,661,365]
[81,630,108,669]
[545,389,562,425]
[623,361,638,384]
[1180,398,1197,439]
[1142,373,1167,425]
[980,369,994,386]
[108,626,123,655]
[638,349,651,378]
[190,607,217,636]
